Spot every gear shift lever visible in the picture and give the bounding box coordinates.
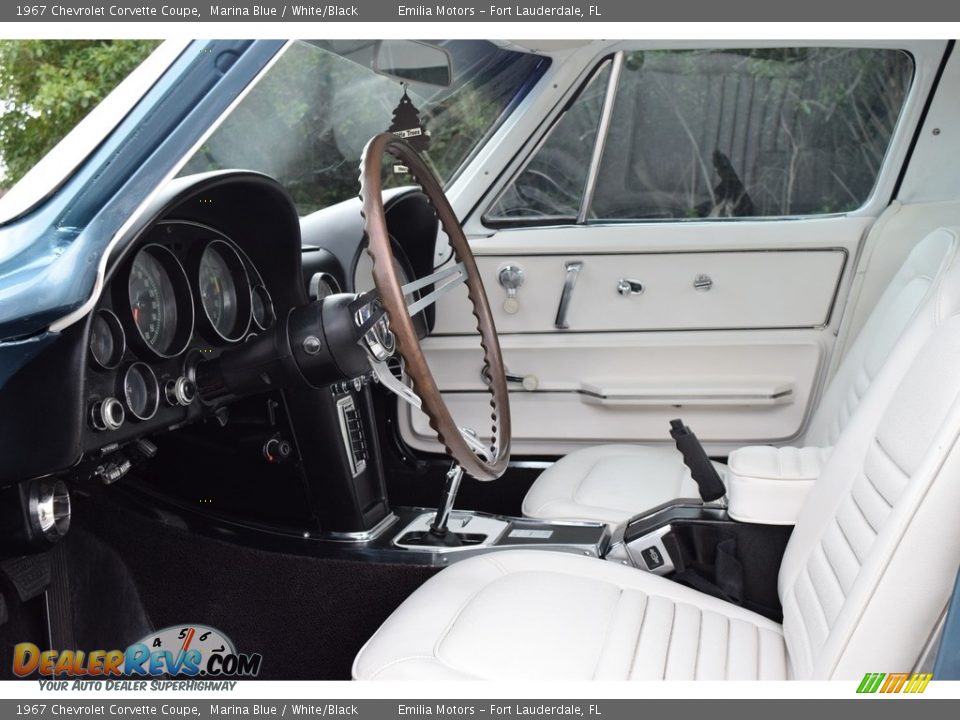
[390,462,467,548]
[429,463,464,541]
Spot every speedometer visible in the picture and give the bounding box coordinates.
[196,240,251,342]
[126,245,193,358]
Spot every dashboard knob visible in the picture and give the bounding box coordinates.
[165,376,196,407]
[262,437,293,464]
[90,397,125,431]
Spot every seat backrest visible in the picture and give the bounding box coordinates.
[804,228,958,447]
[779,226,960,679]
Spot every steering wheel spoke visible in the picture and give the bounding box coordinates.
[401,262,467,317]
[459,426,494,463]
[368,354,421,409]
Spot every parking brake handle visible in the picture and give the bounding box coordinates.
[669,419,726,503]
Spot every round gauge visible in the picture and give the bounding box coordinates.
[123,362,159,421]
[197,241,251,342]
[127,245,193,358]
[89,309,126,370]
[251,285,276,331]
[309,272,341,301]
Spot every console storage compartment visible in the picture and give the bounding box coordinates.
[609,503,793,621]
[726,445,830,525]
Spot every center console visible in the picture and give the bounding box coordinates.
[391,509,609,558]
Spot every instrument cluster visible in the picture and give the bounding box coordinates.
[85,220,276,443]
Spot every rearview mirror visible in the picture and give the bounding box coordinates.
[373,41,452,87]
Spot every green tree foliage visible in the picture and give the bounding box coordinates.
[0,40,160,189]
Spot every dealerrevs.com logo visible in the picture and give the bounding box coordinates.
[13,624,262,680]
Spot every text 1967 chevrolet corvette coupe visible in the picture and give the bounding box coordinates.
[1,38,960,682]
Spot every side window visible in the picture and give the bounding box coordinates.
[486,61,611,221]
[486,47,913,225]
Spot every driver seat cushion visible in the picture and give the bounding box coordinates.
[522,227,960,527]
[352,550,788,681]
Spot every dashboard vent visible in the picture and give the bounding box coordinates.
[336,396,367,477]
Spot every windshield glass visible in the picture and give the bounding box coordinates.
[179,40,548,215]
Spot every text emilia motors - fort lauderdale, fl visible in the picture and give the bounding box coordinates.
[398,4,605,16]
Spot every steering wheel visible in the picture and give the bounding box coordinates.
[359,133,511,481]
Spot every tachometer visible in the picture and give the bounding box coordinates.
[197,240,251,342]
[126,245,193,358]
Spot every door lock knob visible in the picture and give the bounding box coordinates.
[617,278,645,296]
[498,265,525,314]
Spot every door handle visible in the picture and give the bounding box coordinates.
[554,260,583,330]
[481,368,539,391]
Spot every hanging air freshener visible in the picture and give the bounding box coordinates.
[387,85,430,174]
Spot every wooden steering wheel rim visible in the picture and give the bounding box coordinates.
[359,133,511,481]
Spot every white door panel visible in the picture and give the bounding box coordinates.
[400,330,829,456]
[399,217,867,456]
[435,249,846,334]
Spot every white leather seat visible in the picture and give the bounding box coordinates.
[354,261,960,680]
[523,228,960,526]
[353,550,787,680]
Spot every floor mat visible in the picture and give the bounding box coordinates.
[73,492,436,680]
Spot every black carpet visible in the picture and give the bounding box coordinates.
[71,493,437,680]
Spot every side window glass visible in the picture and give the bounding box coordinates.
[486,48,913,226]
[485,61,611,222]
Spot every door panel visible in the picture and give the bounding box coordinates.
[402,330,829,456]
[401,217,865,457]
[435,249,846,334]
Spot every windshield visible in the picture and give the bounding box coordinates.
[179,40,548,215]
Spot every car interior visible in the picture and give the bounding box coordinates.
[0,38,959,682]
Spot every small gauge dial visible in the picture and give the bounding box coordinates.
[123,362,160,421]
[126,245,193,358]
[89,309,125,369]
[197,241,251,342]
[309,272,341,301]
[251,285,275,331]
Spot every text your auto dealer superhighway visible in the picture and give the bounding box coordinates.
[47,4,201,17]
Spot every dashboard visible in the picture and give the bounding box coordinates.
[0,167,439,547]
[85,221,278,442]
[0,171,311,485]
